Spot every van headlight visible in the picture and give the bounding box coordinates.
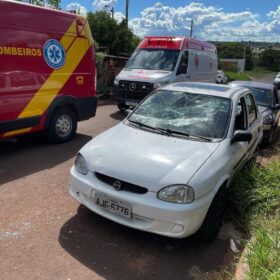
[153,81,169,89]
[75,153,88,175]
[158,185,195,204]
[263,113,274,125]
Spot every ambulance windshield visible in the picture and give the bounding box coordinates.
[126,48,180,72]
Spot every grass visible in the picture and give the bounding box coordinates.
[228,161,280,279]
[225,71,252,81]
[225,67,276,82]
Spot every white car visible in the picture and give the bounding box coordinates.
[69,83,263,240]
[216,70,228,84]
[274,72,280,90]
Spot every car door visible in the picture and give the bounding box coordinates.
[229,96,250,173]
[273,87,280,127]
[244,92,261,159]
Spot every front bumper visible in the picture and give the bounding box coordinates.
[69,167,213,238]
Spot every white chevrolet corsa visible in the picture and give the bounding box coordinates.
[70,83,263,240]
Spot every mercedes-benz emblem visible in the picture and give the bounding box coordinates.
[113,180,122,191]
[129,82,137,91]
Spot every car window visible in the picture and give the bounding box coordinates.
[244,94,257,126]
[234,97,247,131]
[129,89,231,139]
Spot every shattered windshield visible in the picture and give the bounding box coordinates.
[126,48,180,71]
[128,90,232,140]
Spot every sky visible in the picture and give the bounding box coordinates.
[63,0,280,42]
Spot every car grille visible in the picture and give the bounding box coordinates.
[95,172,148,194]
[119,80,154,101]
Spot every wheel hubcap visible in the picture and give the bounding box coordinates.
[55,114,72,138]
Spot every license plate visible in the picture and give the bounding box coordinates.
[126,101,138,107]
[94,193,132,219]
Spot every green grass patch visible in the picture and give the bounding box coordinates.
[225,71,252,81]
[228,161,280,279]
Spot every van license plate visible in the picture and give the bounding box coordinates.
[94,193,132,219]
[126,101,138,107]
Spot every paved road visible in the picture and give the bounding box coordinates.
[0,104,235,280]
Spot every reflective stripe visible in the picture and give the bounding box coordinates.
[3,19,93,137]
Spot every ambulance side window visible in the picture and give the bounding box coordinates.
[177,51,188,75]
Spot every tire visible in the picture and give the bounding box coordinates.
[196,185,226,242]
[260,129,274,147]
[117,103,128,112]
[47,107,77,143]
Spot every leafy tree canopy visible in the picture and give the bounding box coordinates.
[258,49,280,72]
[87,11,140,56]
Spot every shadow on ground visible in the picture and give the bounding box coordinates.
[59,205,234,280]
[110,111,126,121]
[0,133,92,185]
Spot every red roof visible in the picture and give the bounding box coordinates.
[138,36,216,53]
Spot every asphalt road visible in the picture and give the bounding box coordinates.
[0,74,276,280]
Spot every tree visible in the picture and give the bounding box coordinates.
[258,50,280,72]
[87,11,140,56]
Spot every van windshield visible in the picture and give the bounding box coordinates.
[126,48,180,71]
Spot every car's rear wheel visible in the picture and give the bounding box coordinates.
[47,107,77,143]
[196,185,226,242]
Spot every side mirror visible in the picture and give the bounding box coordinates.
[271,104,280,110]
[231,130,253,144]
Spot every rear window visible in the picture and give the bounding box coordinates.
[250,88,273,107]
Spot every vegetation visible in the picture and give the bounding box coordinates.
[216,42,254,71]
[87,11,140,56]
[258,49,280,72]
[224,71,251,81]
[228,160,280,279]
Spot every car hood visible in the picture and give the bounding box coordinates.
[80,123,220,192]
[117,68,172,83]
[259,105,272,115]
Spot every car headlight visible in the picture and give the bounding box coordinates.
[263,113,274,125]
[114,79,119,86]
[158,185,195,204]
[75,153,88,175]
[153,81,169,89]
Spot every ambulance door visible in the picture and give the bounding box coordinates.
[175,50,190,82]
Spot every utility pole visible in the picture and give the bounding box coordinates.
[190,19,194,38]
[111,6,114,19]
[125,0,129,28]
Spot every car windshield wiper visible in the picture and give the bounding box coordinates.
[158,128,212,142]
[128,120,168,134]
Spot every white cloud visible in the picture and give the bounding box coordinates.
[267,5,280,19]
[66,2,87,16]
[92,0,116,11]
[114,11,125,23]
[128,2,280,42]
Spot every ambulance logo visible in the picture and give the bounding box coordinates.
[43,39,66,69]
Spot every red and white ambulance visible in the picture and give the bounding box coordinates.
[113,36,217,110]
[0,0,97,142]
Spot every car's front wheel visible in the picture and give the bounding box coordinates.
[196,185,226,241]
[47,107,77,143]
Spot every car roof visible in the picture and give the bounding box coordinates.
[163,82,246,99]
[230,81,273,90]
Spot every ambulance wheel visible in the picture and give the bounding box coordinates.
[117,103,128,112]
[48,107,77,143]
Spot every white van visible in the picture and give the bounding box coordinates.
[113,36,218,110]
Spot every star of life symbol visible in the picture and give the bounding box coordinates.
[43,39,66,69]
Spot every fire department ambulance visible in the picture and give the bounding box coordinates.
[113,36,217,111]
[0,0,97,142]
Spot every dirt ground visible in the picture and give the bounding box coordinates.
[0,74,278,280]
